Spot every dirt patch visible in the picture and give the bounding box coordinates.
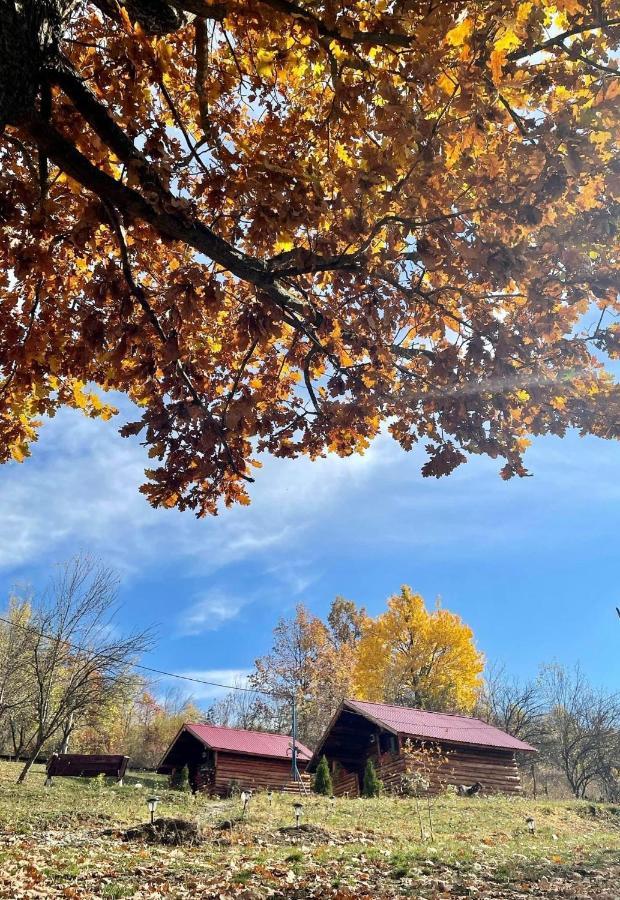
[120,817,202,846]
[214,815,246,831]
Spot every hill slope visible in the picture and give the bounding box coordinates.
[0,762,618,898]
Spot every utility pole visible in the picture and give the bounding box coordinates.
[291,693,297,781]
[290,694,307,794]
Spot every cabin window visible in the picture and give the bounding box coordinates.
[379,732,397,755]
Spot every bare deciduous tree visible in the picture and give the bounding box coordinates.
[206,679,277,732]
[13,555,153,783]
[477,661,546,746]
[540,664,620,800]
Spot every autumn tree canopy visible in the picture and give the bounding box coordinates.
[251,597,363,745]
[354,586,484,711]
[1,0,619,513]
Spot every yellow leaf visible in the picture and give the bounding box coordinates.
[437,72,456,96]
[10,442,28,463]
[494,28,521,54]
[517,2,534,25]
[256,48,276,78]
[72,381,88,409]
[335,143,355,166]
[445,18,474,47]
[274,236,295,253]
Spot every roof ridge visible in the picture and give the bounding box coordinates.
[186,722,312,755]
[342,698,536,752]
[345,698,488,723]
[187,722,292,738]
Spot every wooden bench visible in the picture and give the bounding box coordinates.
[45,753,130,785]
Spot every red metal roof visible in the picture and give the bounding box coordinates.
[185,723,312,760]
[345,699,536,753]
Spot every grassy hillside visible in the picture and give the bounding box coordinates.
[0,761,618,898]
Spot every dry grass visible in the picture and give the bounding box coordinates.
[0,761,618,897]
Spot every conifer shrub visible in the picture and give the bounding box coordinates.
[313,755,333,796]
[170,764,191,792]
[362,758,382,798]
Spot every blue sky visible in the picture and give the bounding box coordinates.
[1,398,619,703]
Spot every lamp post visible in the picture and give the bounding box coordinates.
[294,801,303,828]
[147,796,160,825]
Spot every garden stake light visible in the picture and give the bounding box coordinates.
[147,797,160,825]
[294,802,303,828]
[241,791,251,818]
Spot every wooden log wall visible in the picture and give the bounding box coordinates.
[210,751,307,796]
[432,744,522,794]
[384,742,523,795]
[375,749,408,792]
[330,742,522,797]
[332,767,360,797]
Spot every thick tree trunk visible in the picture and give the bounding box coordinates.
[124,0,184,33]
[0,0,195,133]
[16,741,44,783]
[0,0,76,129]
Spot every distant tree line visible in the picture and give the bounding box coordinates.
[477,662,620,801]
[2,564,618,800]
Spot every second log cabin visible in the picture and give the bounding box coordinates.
[308,699,536,796]
[157,723,312,795]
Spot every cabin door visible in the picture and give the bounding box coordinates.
[195,748,216,793]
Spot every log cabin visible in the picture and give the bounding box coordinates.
[157,723,312,795]
[308,699,536,796]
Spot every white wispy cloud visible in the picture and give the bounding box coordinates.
[177,590,248,635]
[0,398,394,583]
[1,394,619,593]
[264,559,318,596]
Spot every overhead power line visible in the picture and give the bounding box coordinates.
[0,613,288,700]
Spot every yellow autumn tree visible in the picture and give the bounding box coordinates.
[354,586,484,713]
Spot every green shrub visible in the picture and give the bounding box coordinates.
[362,758,382,798]
[91,772,106,791]
[227,778,241,798]
[313,755,333,796]
[169,765,191,792]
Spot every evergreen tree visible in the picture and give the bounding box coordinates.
[362,758,381,798]
[170,764,191,792]
[313,755,333,796]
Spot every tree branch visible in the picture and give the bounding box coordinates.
[101,199,253,482]
[509,18,620,63]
